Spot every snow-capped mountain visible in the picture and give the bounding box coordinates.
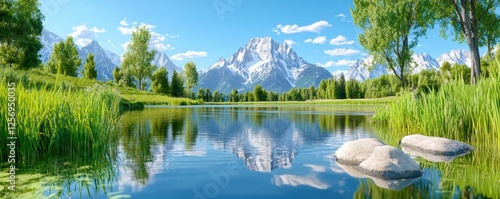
[39,29,180,81]
[199,37,332,93]
[411,53,440,73]
[105,49,121,67]
[344,56,389,82]
[152,51,182,73]
[39,29,64,63]
[343,50,471,81]
[436,49,471,67]
[79,40,118,81]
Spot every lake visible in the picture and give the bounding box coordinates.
[3,105,485,198]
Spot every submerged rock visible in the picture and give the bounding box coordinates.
[400,134,474,156]
[357,145,422,179]
[334,138,423,183]
[333,138,385,165]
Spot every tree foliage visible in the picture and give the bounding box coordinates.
[46,36,81,76]
[352,0,434,88]
[434,0,500,84]
[151,67,169,95]
[0,0,44,69]
[121,26,157,90]
[183,61,199,95]
[83,53,97,79]
[170,70,184,97]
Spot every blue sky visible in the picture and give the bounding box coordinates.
[40,0,485,72]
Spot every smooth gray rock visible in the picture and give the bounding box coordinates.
[357,145,423,179]
[400,134,474,156]
[334,138,385,165]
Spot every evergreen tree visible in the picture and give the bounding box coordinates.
[204,88,213,102]
[338,74,347,99]
[121,26,157,90]
[83,53,97,79]
[170,70,185,97]
[151,67,169,95]
[46,36,81,76]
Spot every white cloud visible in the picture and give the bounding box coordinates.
[304,36,327,44]
[284,39,297,46]
[120,18,129,26]
[335,14,346,21]
[329,35,355,46]
[171,51,207,61]
[119,19,175,52]
[165,34,179,39]
[316,59,357,67]
[273,20,331,34]
[69,23,106,47]
[324,48,360,56]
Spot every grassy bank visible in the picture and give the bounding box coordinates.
[0,82,121,165]
[0,68,202,106]
[372,61,500,198]
[207,96,397,105]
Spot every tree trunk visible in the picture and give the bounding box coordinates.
[454,0,481,84]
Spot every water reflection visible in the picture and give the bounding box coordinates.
[117,105,372,187]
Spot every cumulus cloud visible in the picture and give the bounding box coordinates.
[304,36,327,44]
[120,18,129,26]
[317,59,357,67]
[69,23,106,47]
[171,51,207,61]
[329,35,355,46]
[119,19,175,52]
[273,20,331,34]
[324,48,360,56]
[284,39,297,46]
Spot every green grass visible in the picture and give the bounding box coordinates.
[207,96,397,105]
[0,68,202,106]
[0,82,121,165]
[372,60,500,198]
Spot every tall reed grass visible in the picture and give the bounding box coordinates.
[0,82,121,165]
[372,59,500,197]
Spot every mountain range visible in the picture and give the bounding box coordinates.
[198,37,332,93]
[336,50,472,81]
[39,29,473,92]
[39,29,181,81]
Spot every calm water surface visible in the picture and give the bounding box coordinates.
[63,105,459,198]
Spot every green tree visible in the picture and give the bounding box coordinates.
[253,84,266,101]
[197,88,206,101]
[82,53,97,79]
[352,0,434,88]
[170,70,184,97]
[204,88,213,102]
[46,36,81,76]
[229,89,239,102]
[113,67,122,84]
[184,61,199,97]
[0,0,44,69]
[433,0,500,84]
[121,27,157,90]
[338,74,347,99]
[151,67,169,95]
